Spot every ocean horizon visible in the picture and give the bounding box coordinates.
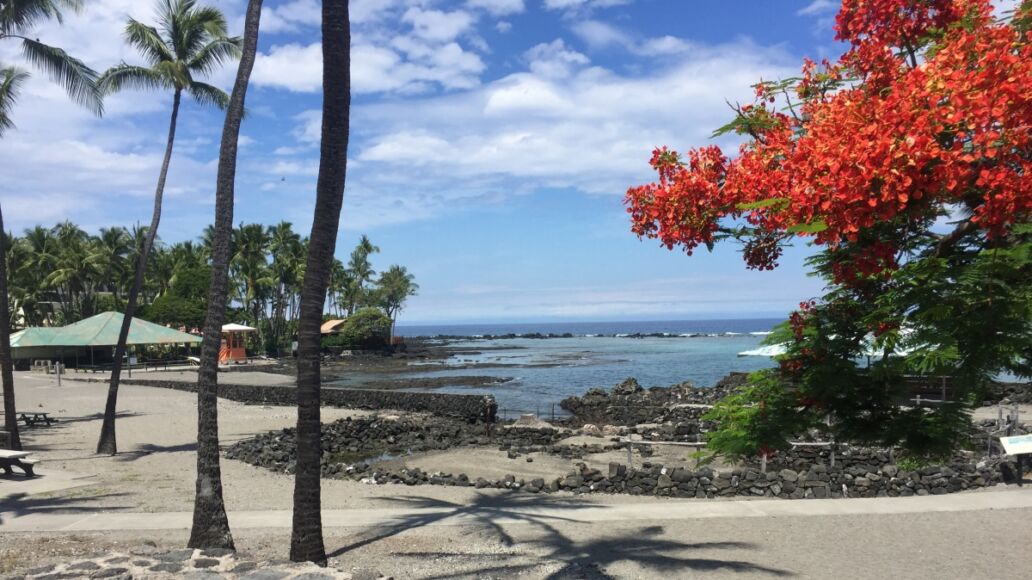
[394,317,785,338]
[352,318,786,414]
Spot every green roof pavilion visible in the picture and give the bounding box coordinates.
[10,311,200,361]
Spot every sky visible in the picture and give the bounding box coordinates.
[1,0,878,324]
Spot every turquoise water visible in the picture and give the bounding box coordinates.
[381,319,783,414]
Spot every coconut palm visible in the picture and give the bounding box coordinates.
[0,0,103,121]
[374,265,418,338]
[291,0,351,564]
[343,235,379,314]
[87,227,132,303]
[188,0,263,550]
[96,0,241,455]
[268,221,302,350]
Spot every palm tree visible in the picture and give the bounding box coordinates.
[0,204,20,451]
[188,0,263,551]
[374,265,418,338]
[0,0,103,118]
[231,222,271,324]
[268,221,301,351]
[0,65,28,135]
[344,235,379,314]
[95,0,241,455]
[87,227,131,304]
[292,0,351,565]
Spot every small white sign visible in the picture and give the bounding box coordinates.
[999,434,1032,456]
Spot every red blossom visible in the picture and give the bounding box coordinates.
[625,0,1031,285]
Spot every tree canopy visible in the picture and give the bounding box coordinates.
[626,0,1032,458]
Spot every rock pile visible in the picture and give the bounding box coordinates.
[298,453,1013,500]
[558,374,748,427]
[983,381,1032,405]
[225,415,568,475]
[544,456,1011,499]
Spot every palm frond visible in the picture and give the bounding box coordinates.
[190,5,229,38]
[124,18,175,66]
[0,0,82,35]
[187,37,241,77]
[176,4,228,60]
[0,65,30,137]
[20,38,102,115]
[97,63,172,95]
[187,81,229,110]
[154,59,190,89]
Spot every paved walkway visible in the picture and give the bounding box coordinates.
[4,487,1031,533]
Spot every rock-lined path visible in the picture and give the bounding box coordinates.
[4,486,1032,533]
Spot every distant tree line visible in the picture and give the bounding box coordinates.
[3,221,417,353]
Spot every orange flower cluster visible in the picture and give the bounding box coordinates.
[626,0,1031,277]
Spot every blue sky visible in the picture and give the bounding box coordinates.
[2,0,856,324]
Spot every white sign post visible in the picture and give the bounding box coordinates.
[1000,434,1032,456]
[1000,434,1032,487]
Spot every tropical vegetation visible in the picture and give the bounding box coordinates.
[625,0,1031,459]
[2,221,415,351]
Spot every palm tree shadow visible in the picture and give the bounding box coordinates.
[328,493,794,578]
[328,493,592,557]
[114,442,197,462]
[0,491,132,525]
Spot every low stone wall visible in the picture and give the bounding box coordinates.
[342,453,1012,499]
[80,378,497,422]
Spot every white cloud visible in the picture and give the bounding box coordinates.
[251,43,324,92]
[637,35,693,56]
[571,19,633,50]
[347,38,798,208]
[259,0,321,33]
[350,0,406,23]
[524,39,589,78]
[569,20,695,56]
[496,20,513,32]
[467,0,525,16]
[402,7,476,42]
[252,38,485,94]
[543,0,633,13]
[797,0,837,16]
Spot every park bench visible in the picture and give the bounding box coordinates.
[0,449,39,477]
[18,411,56,428]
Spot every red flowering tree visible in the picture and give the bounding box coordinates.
[627,0,1032,457]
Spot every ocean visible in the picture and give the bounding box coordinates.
[387,318,783,416]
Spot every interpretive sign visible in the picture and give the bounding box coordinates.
[999,434,1032,456]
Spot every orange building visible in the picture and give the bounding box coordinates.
[219,323,256,364]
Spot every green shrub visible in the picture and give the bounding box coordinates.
[323,307,391,350]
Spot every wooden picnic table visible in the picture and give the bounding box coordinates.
[17,411,56,428]
[0,449,39,477]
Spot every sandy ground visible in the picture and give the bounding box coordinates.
[5,371,692,514]
[3,371,1032,578]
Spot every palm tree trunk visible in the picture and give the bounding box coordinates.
[0,203,22,451]
[188,0,263,550]
[291,0,350,565]
[96,88,182,455]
